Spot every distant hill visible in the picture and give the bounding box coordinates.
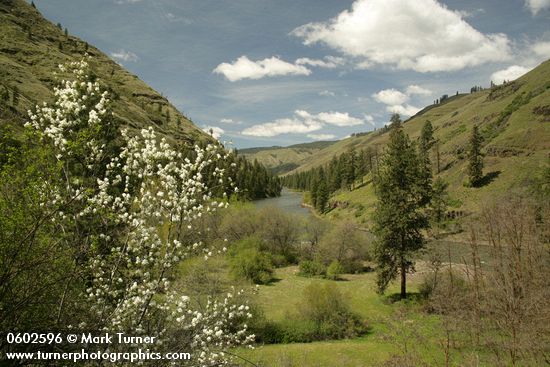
[284,60,550,223]
[0,0,208,145]
[240,140,337,174]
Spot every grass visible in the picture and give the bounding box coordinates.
[246,59,550,225]
[233,265,447,367]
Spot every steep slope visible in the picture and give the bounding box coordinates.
[0,0,207,145]
[287,60,550,223]
[240,140,336,174]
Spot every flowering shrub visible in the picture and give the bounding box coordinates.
[24,58,253,365]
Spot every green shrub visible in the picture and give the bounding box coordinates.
[298,260,326,277]
[299,283,367,340]
[229,237,273,284]
[326,260,344,280]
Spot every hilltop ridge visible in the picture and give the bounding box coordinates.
[0,0,208,145]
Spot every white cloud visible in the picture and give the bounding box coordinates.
[364,114,375,125]
[491,65,532,85]
[372,89,409,105]
[291,0,511,72]
[531,41,550,59]
[202,126,225,139]
[406,85,432,96]
[213,56,311,82]
[307,133,337,140]
[110,49,139,62]
[387,104,421,117]
[525,0,550,15]
[296,56,345,68]
[241,117,322,137]
[220,118,242,125]
[319,90,336,97]
[316,111,364,127]
[241,110,365,137]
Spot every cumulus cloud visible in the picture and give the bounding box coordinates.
[291,0,511,72]
[387,104,421,117]
[491,65,532,84]
[213,55,349,81]
[110,49,139,62]
[241,110,365,137]
[307,133,337,140]
[531,41,550,59]
[406,85,432,96]
[202,126,224,139]
[525,0,550,15]
[213,56,311,82]
[296,56,345,68]
[241,117,322,137]
[372,89,409,105]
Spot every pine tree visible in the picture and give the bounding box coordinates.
[418,120,435,205]
[431,177,449,223]
[373,124,428,299]
[343,148,356,190]
[467,125,484,186]
[316,169,329,213]
[390,113,402,127]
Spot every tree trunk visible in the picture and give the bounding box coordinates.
[400,262,407,299]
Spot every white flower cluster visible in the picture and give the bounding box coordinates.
[26,59,251,365]
[26,59,108,164]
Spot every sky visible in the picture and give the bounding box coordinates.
[35,0,550,148]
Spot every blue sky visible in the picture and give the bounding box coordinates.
[36,0,550,148]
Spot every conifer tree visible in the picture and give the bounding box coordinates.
[467,125,484,186]
[431,177,449,223]
[315,168,329,213]
[373,123,428,299]
[418,120,435,204]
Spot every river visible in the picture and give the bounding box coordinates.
[253,188,312,218]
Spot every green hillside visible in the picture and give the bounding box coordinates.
[285,60,550,223]
[0,0,207,145]
[241,140,337,174]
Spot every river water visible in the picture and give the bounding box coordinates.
[253,188,312,218]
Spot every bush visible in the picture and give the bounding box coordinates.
[298,260,326,277]
[298,283,367,340]
[326,260,344,280]
[318,221,370,273]
[228,237,273,284]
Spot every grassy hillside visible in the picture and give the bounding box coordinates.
[240,140,337,174]
[0,0,208,145]
[286,61,550,223]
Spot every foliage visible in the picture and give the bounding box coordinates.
[466,124,484,187]
[373,123,429,298]
[318,221,370,273]
[229,237,274,284]
[298,283,367,340]
[430,177,449,223]
[282,146,377,210]
[0,59,254,365]
[326,260,344,280]
[299,260,327,277]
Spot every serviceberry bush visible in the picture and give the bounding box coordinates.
[23,58,253,365]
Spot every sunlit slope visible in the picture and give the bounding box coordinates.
[240,141,336,174]
[288,59,550,222]
[0,0,207,145]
